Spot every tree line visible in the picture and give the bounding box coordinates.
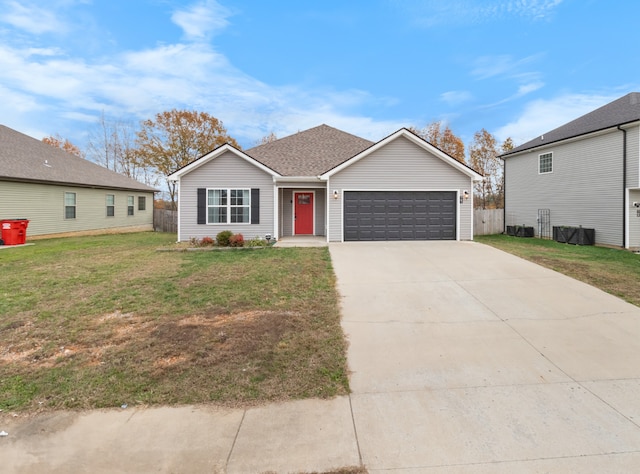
[43,110,511,210]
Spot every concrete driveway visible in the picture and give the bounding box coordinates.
[329,241,640,472]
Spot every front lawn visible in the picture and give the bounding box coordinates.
[476,234,640,306]
[0,232,349,412]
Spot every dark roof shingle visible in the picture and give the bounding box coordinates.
[245,124,374,176]
[0,125,156,192]
[504,92,640,156]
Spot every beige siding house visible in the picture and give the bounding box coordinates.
[0,125,156,239]
[503,92,640,249]
[169,125,482,243]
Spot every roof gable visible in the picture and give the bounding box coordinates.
[504,92,640,156]
[321,128,483,180]
[167,143,280,180]
[245,124,374,176]
[0,125,156,192]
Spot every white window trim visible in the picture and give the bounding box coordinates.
[127,195,135,216]
[539,152,553,174]
[64,192,77,220]
[207,188,251,225]
[106,194,115,217]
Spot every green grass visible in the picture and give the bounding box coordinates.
[476,234,640,306]
[0,232,349,412]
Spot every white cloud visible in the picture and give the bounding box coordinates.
[472,54,543,80]
[0,1,66,34]
[441,90,473,105]
[495,93,616,145]
[402,0,564,27]
[0,0,406,147]
[171,0,232,40]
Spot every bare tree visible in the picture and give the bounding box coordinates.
[470,129,512,209]
[86,112,153,184]
[256,131,277,145]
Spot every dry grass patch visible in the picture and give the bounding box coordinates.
[0,232,349,412]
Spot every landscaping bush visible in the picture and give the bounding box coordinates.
[216,230,233,247]
[200,236,215,246]
[246,236,268,247]
[229,233,244,247]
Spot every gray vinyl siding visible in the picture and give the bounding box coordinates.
[0,181,153,237]
[629,190,640,248]
[627,125,640,188]
[281,189,293,237]
[505,129,624,247]
[178,150,274,241]
[279,188,326,237]
[327,136,474,242]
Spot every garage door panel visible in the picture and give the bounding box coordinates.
[344,191,456,241]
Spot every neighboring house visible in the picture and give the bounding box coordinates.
[0,124,157,238]
[168,125,483,243]
[502,92,640,249]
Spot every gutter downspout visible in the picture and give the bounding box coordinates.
[618,125,627,248]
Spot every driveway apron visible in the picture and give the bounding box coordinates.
[329,241,640,472]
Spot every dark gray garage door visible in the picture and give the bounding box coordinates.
[344,191,456,241]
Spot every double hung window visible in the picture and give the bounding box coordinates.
[207,189,250,224]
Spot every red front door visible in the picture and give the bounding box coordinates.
[294,192,314,235]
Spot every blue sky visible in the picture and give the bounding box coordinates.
[0,0,638,153]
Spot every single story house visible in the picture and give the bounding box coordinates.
[0,124,157,239]
[168,125,483,243]
[501,92,640,249]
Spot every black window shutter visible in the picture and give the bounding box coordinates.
[251,188,260,224]
[197,188,206,224]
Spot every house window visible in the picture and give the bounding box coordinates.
[64,192,76,219]
[138,196,146,211]
[106,194,115,217]
[127,196,134,216]
[539,152,553,174]
[207,189,250,224]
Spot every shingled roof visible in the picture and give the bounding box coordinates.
[0,125,156,192]
[245,124,374,176]
[503,92,640,156]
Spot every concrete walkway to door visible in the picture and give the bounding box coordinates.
[329,241,640,472]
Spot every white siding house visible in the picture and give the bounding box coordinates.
[503,93,640,248]
[169,125,482,243]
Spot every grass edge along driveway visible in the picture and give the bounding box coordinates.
[477,234,640,307]
[0,232,349,412]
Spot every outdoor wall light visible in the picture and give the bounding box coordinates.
[333,190,339,200]
[463,190,469,200]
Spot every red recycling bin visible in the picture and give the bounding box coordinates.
[1,219,29,245]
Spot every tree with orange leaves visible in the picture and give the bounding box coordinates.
[42,134,85,158]
[409,121,465,163]
[135,110,239,208]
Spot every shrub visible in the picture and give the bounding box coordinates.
[216,230,233,247]
[246,236,268,247]
[200,236,215,246]
[229,233,244,247]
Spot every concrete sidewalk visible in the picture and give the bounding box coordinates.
[0,398,360,474]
